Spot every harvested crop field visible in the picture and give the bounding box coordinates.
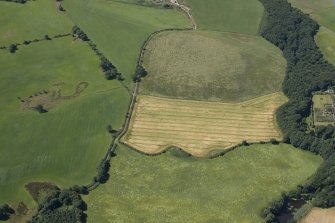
[301,208,335,223]
[123,93,287,157]
[140,31,286,102]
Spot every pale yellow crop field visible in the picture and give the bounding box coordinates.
[123,93,287,157]
[302,208,335,223]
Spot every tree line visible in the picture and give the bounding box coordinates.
[259,0,335,222]
[0,0,26,4]
[1,33,71,54]
[72,26,123,81]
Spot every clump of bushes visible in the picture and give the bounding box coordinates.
[100,57,122,80]
[72,26,89,42]
[132,65,148,82]
[8,44,17,53]
[44,35,51,40]
[0,204,14,221]
[28,188,87,223]
[34,104,48,114]
[94,159,110,184]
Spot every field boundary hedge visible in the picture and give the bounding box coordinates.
[0,33,71,53]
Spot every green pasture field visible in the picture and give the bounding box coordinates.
[288,0,334,13]
[288,0,335,32]
[0,0,73,46]
[140,31,286,102]
[62,0,191,86]
[182,0,264,34]
[0,37,130,206]
[316,27,335,65]
[85,144,322,223]
[312,7,335,33]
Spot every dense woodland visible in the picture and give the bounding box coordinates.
[259,0,335,221]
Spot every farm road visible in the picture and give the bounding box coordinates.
[170,0,197,29]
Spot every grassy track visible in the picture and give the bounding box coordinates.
[123,93,287,157]
[181,0,264,34]
[0,0,72,46]
[140,31,286,102]
[316,27,335,65]
[0,37,130,206]
[62,0,191,85]
[84,144,322,223]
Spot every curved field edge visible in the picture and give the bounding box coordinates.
[139,30,287,102]
[61,0,192,86]
[83,144,322,223]
[122,93,287,157]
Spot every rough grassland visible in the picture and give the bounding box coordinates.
[302,208,335,223]
[62,0,191,86]
[84,144,322,223]
[182,0,264,34]
[288,0,335,32]
[316,27,335,65]
[140,31,286,102]
[0,0,72,46]
[0,37,129,206]
[123,93,287,157]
